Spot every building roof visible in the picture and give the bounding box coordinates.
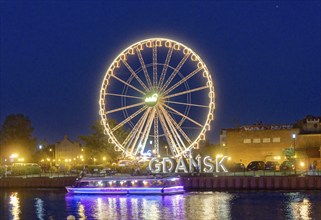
[222,124,294,132]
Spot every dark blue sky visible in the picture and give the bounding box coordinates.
[1,1,320,144]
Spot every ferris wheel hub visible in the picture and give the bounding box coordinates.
[144,93,159,107]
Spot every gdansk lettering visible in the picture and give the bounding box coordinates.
[149,155,229,173]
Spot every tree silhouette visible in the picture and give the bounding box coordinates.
[0,114,37,161]
[79,119,128,164]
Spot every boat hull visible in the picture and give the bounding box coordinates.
[66,186,185,195]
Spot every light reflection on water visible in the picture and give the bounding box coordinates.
[34,197,45,220]
[285,192,313,220]
[1,190,321,219]
[9,192,20,220]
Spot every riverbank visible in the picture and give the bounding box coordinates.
[0,176,76,188]
[1,175,321,190]
[182,176,321,190]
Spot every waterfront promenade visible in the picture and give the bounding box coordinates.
[1,174,321,190]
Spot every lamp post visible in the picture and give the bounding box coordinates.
[165,146,168,155]
[49,148,54,166]
[292,133,296,174]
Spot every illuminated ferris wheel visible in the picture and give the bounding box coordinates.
[99,38,215,158]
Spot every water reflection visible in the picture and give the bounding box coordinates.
[285,193,312,220]
[65,192,233,219]
[2,189,321,219]
[9,192,21,220]
[34,198,45,220]
[77,202,86,219]
[185,192,233,220]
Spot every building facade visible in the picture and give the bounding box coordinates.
[54,135,82,165]
[220,124,299,165]
[220,116,321,168]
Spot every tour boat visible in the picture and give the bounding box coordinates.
[66,175,185,195]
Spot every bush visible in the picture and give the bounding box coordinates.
[11,166,41,176]
[49,166,58,172]
[0,166,5,177]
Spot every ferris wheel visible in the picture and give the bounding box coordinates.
[99,38,215,158]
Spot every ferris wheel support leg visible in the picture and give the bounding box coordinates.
[160,106,187,153]
[129,109,151,156]
[154,113,159,155]
[157,109,178,157]
[134,108,156,156]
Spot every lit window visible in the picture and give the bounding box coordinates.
[272,137,281,143]
[253,138,261,143]
[263,138,271,143]
[243,139,251,144]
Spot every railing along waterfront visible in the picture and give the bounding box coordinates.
[1,169,321,178]
[1,170,321,190]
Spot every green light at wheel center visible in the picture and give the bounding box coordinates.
[145,93,158,107]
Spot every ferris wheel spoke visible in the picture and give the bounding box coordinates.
[112,75,145,95]
[161,106,189,149]
[163,85,209,99]
[153,45,157,88]
[159,105,192,144]
[128,108,151,155]
[122,109,149,149]
[163,67,202,96]
[134,108,156,155]
[160,53,191,93]
[157,109,178,156]
[159,106,186,152]
[163,103,203,127]
[154,112,159,155]
[106,93,144,100]
[158,47,173,89]
[112,106,148,132]
[122,60,149,91]
[165,100,209,108]
[106,102,145,114]
[136,48,153,89]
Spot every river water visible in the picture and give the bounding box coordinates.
[1,189,321,220]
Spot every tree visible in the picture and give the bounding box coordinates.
[0,114,37,161]
[283,147,295,160]
[79,119,128,164]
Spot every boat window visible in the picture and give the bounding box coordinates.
[130,180,138,187]
[79,182,89,187]
[151,180,164,186]
[106,181,116,187]
[95,181,104,187]
[164,179,180,187]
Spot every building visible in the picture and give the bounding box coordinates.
[54,135,82,165]
[295,115,321,168]
[220,116,321,168]
[220,124,299,165]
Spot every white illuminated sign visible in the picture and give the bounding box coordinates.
[149,155,229,174]
[145,93,158,103]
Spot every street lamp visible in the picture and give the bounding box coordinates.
[165,146,168,155]
[292,133,296,174]
[10,153,18,162]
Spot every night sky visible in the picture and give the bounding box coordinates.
[1,1,320,144]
